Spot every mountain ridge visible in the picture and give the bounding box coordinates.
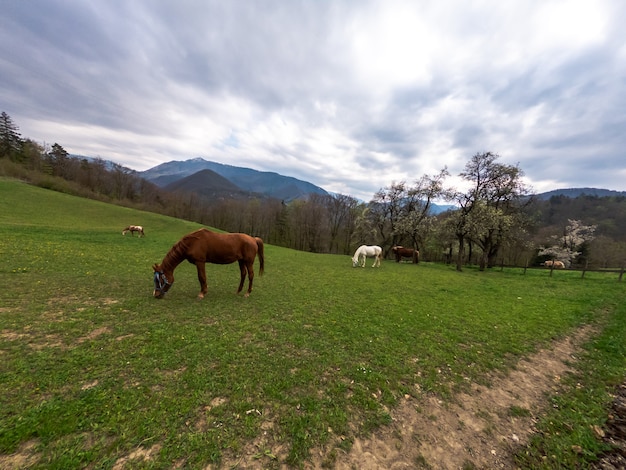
[533,187,626,200]
[140,157,328,202]
[75,155,626,205]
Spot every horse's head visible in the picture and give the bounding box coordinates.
[152,264,173,298]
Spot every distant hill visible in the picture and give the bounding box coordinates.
[535,188,626,200]
[140,158,328,202]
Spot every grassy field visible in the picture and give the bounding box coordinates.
[1,178,625,469]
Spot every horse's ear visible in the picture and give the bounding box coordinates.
[152,263,160,272]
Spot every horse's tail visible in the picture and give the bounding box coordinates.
[255,237,265,275]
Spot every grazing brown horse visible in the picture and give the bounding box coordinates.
[392,246,419,263]
[152,228,264,299]
[122,225,145,237]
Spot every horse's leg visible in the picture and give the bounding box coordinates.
[195,262,208,299]
[237,260,246,294]
[245,260,254,297]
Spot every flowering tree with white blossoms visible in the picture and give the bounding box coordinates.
[538,219,596,267]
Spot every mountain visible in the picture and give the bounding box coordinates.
[164,169,262,200]
[140,158,328,201]
[429,203,456,214]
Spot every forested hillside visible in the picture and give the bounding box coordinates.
[531,194,626,239]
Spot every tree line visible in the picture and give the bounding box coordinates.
[2,111,625,269]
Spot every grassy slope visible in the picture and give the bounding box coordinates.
[0,178,624,469]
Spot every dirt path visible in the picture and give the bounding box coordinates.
[306,326,596,470]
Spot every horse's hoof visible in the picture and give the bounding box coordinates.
[197,293,205,300]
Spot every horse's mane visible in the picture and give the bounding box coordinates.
[161,233,198,271]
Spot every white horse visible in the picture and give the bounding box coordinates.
[352,245,382,268]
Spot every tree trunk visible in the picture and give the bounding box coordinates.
[456,236,465,271]
[479,251,487,271]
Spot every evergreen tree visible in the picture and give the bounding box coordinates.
[47,143,70,178]
[0,112,23,159]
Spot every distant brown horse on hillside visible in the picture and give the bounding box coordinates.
[122,225,145,237]
[392,246,419,263]
[544,260,565,269]
[152,228,264,299]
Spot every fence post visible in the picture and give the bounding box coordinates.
[582,260,588,279]
[620,266,624,282]
[549,258,554,277]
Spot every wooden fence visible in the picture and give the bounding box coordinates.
[508,261,625,281]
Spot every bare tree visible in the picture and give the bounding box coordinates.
[313,193,360,254]
[451,152,530,271]
[394,168,450,252]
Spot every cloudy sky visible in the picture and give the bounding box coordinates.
[2,1,625,200]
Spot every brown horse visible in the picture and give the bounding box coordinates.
[123,225,145,237]
[152,228,265,299]
[544,260,565,269]
[392,246,419,263]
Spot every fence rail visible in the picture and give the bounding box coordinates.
[506,262,626,281]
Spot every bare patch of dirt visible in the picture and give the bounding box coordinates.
[193,397,230,433]
[77,326,111,343]
[115,333,135,341]
[1,329,67,351]
[81,379,99,390]
[111,443,161,470]
[214,408,287,470]
[0,330,27,341]
[313,326,595,469]
[0,440,40,469]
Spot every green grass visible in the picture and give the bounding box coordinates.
[1,178,625,468]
